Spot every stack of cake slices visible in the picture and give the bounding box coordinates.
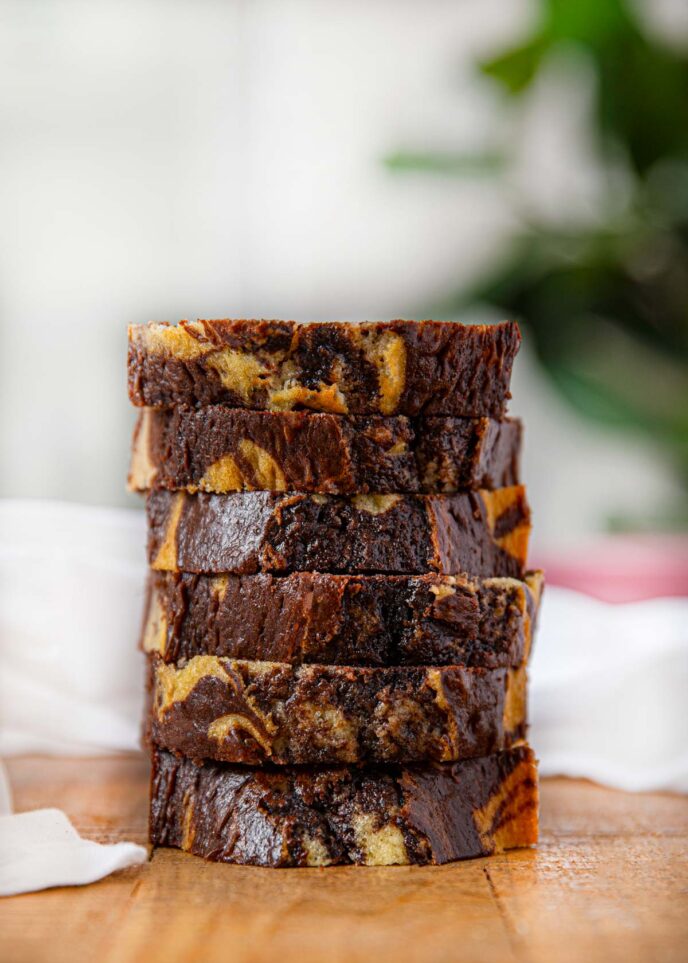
[127,318,542,867]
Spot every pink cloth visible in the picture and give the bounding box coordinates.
[533,535,688,603]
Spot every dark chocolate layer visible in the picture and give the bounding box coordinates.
[129,407,521,495]
[148,656,527,766]
[149,745,539,866]
[143,570,543,668]
[128,319,520,417]
[146,487,530,578]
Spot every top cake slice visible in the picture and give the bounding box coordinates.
[128,319,520,417]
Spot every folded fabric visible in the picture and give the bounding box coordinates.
[529,585,688,793]
[0,807,146,897]
[0,499,146,755]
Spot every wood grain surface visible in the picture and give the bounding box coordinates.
[2,754,687,963]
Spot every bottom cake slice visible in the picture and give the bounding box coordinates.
[149,745,538,867]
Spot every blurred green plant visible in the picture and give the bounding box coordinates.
[387,0,688,524]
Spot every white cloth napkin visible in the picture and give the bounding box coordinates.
[0,500,149,896]
[0,791,147,897]
[529,587,688,792]
[0,499,146,755]
[0,497,686,895]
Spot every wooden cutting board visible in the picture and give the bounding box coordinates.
[2,754,687,963]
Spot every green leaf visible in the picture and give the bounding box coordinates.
[544,0,633,44]
[594,37,688,176]
[480,35,550,94]
[383,150,505,176]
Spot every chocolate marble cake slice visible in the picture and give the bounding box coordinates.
[147,656,527,766]
[129,407,521,495]
[142,570,543,668]
[146,487,530,578]
[149,745,538,866]
[128,319,520,417]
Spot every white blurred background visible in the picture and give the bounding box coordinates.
[1,0,687,556]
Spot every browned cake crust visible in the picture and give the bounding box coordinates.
[142,570,543,668]
[147,656,527,766]
[149,745,538,866]
[129,407,521,495]
[128,319,520,417]
[146,487,530,578]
